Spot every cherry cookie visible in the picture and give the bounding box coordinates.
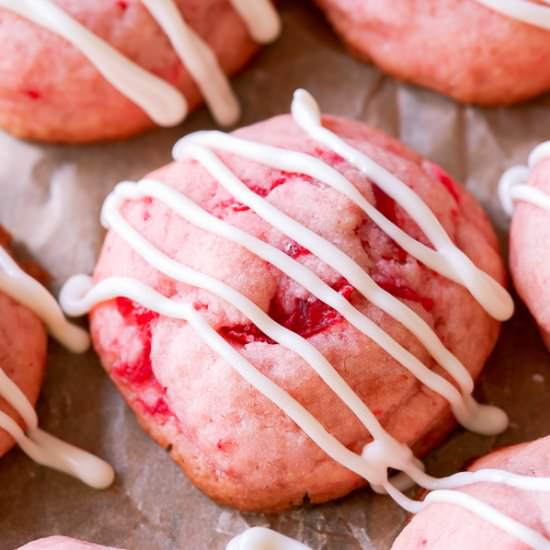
[499,141,550,351]
[0,226,113,489]
[0,0,280,143]
[62,90,515,513]
[17,538,121,550]
[392,436,550,550]
[312,0,550,105]
[0,227,47,458]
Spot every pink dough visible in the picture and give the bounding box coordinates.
[0,227,47,458]
[0,0,263,143]
[509,158,550,351]
[17,537,122,550]
[312,0,550,105]
[392,436,550,549]
[90,113,506,511]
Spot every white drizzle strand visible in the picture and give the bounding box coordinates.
[499,141,550,216]
[0,246,89,352]
[61,90,550,548]
[0,244,114,488]
[475,0,550,30]
[226,527,312,550]
[0,402,114,490]
[0,0,280,127]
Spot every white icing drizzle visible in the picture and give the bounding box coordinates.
[61,90,550,548]
[0,0,186,127]
[229,0,281,43]
[475,0,550,30]
[423,490,550,549]
[0,0,280,127]
[0,243,113,489]
[226,527,311,550]
[0,404,114,490]
[499,141,550,215]
[0,246,89,352]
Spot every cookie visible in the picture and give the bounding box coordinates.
[312,0,550,105]
[62,90,513,512]
[392,436,550,549]
[17,537,121,550]
[0,0,279,143]
[499,141,550,351]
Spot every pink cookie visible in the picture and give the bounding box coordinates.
[392,436,550,549]
[17,537,122,550]
[87,111,507,512]
[509,159,550,351]
[0,0,273,143]
[86,110,504,511]
[0,227,47,458]
[312,0,550,105]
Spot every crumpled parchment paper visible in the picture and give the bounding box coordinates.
[1,2,549,549]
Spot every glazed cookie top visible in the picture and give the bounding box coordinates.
[0,0,280,127]
[0,229,113,488]
[61,90,550,547]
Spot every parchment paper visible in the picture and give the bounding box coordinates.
[1,2,549,549]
